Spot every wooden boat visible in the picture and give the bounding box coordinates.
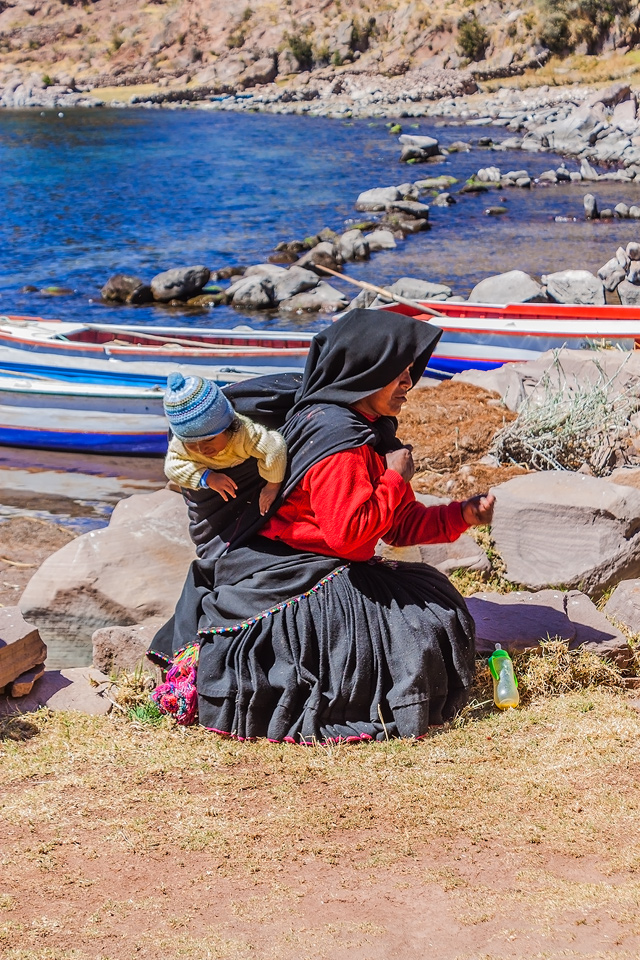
[380,300,640,378]
[0,372,170,454]
[0,315,311,387]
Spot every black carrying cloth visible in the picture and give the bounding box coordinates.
[149,309,476,740]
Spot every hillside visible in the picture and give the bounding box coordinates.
[1,0,639,99]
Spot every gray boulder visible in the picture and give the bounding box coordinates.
[431,192,456,207]
[388,276,453,302]
[398,134,440,154]
[365,229,397,251]
[598,257,625,292]
[386,200,430,220]
[617,280,640,305]
[580,158,600,181]
[20,490,195,649]
[150,265,210,302]
[355,186,401,211]
[279,281,348,313]
[627,241,640,260]
[272,266,319,303]
[238,56,277,88]
[338,229,370,261]
[467,589,629,664]
[226,274,274,309]
[295,241,342,274]
[490,471,640,595]
[101,274,152,305]
[468,270,546,305]
[542,269,605,305]
[243,263,287,280]
[476,166,501,182]
[627,262,640,285]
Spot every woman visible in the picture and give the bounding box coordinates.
[149,309,494,743]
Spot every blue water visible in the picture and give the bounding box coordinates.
[2,108,640,330]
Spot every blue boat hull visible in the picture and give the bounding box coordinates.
[0,425,168,456]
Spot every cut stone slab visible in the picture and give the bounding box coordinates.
[92,617,164,675]
[0,667,112,716]
[377,534,490,576]
[10,663,45,698]
[604,579,640,635]
[468,270,546,304]
[467,588,630,664]
[491,471,640,596]
[0,606,47,689]
[20,489,195,651]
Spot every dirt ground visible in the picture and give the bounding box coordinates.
[398,381,528,499]
[2,691,640,960]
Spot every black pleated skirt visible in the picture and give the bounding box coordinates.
[148,537,475,743]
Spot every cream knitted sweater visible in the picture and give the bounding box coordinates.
[164,414,287,491]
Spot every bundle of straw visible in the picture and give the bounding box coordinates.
[491,352,640,476]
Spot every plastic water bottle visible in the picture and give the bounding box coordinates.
[488,644,519,710]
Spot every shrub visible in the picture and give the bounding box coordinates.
[284,32,313,70]
[538,10,571,53]
[457,15,488,61]
[42,74,52,86]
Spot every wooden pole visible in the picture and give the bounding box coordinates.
[314,264,445,318]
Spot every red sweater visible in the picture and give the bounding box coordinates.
[260,444,469,562]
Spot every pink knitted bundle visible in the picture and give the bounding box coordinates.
[151,643,199,726]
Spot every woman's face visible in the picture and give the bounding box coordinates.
[354,365,413,418]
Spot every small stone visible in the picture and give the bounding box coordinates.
[584,194,599,220]
[10,662,45,698]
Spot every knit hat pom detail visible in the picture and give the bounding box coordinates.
[167,371,186,391]
[163,370,235,441]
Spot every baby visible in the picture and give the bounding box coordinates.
[163,372,287,515]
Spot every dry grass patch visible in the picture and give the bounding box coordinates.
[1,688,640,957]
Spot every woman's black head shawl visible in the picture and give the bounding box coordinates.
[185,308,442,556]
[288,307,442,416]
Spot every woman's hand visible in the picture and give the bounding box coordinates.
[461,493,495,527]
[259,480,281,516]
[386,445,415,483]
[206,471,238,501]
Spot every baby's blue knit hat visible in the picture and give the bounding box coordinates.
[163,371,234,441]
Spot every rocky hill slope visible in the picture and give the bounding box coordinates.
[1,0,639,101]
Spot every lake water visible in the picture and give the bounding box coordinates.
[2,106,640,663]
[2,107,640,336]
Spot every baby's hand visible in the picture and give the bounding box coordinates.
[259,481,281,516]
[206,471,237,501]
[461,493,495,527]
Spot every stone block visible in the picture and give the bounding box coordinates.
[0,607,47,689]
[604,579,640,636]
[0,667,112,716]
[490,471,640,596]
[92,617,164,674]
[468,588,629,664]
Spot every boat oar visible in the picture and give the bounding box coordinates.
[314,265,445,318]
